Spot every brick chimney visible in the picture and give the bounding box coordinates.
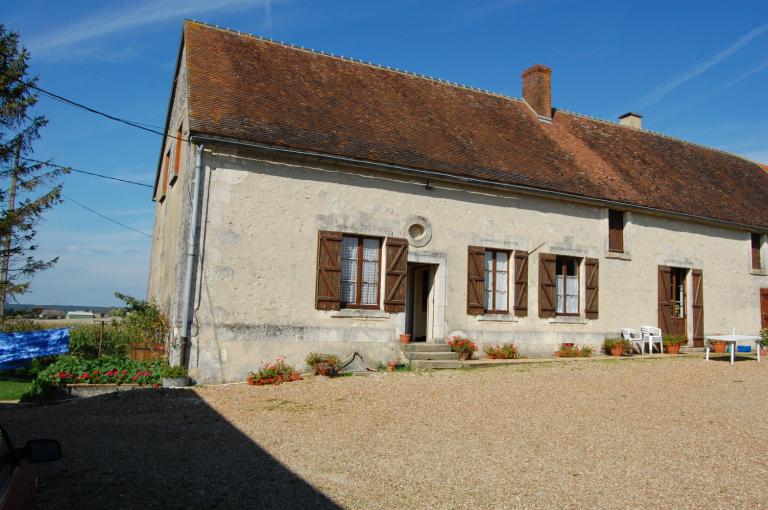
[521,64,552,118]
[619,112,642,129]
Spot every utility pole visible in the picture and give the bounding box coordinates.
[0,139,20,317]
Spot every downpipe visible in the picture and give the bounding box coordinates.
[179,143,204,366]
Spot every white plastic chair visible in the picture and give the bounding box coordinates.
[621,328,644,354]
[640,326,663,354]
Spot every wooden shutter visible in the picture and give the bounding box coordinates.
[691,269,704,347]
[315,231,343,310]
[513,250,529,316]
[171,127,182,185]
[657,266,673,334]
[538,253,557,318]
[467,246,485,315]
[585,257,599,319]
[608,210,624,253]
[384,238,408,313]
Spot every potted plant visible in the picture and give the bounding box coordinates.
[305,352,342,377]
[247,357,301,385]
[161,364,191,388]
[399,333,411,344]
[710,334,727,353]
[602,337,629,357]
[386,358,399,373]
[483,343,521,360]
[448,335,477,361]
[554,345,593,358]
[759,329,768,357]
[663,335,687,354]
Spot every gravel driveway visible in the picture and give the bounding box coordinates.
[2,356,767,509]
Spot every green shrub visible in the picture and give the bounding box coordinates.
[161,364,187,378]
[759,329,767,348]
[662,335,687,346]
[247,358,300,385]
[602,337,630,354]
[483,343,521,359]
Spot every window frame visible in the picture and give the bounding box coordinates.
[340,235,382,310]
[608,209,624,253]
[555,256,580,316]
[751,233,762,270]
[483,249,511,314]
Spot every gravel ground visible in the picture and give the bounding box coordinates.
[2,356,768,509]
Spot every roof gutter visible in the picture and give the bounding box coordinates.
[188,133,768,234]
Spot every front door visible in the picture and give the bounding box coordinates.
[406,264,435,342]
[761,289,768,330]
[658,266,687,337]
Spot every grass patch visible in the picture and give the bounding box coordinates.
[0,376,33,401]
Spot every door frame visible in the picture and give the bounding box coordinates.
[761,288,768,330]
[397,251,446,342]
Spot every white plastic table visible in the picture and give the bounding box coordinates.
[705,335,762,365]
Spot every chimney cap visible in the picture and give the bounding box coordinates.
[521,64,552,78]
[619,112,643,119]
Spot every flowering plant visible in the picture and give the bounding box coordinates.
[554,344,592,358]
[305,352,342,376]
[247,357,301,385]
[483,343,520,359]
[759,328,768,348]
[448,335,477,359]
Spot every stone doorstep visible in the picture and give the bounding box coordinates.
[409,359,462,369]
[401,343,452,352]
[462,352,703,369]
[404,351,459,361]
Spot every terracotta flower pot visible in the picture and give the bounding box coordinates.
[761,348,768,357]
[665,344,681,355]
[387,365,395,373]
[610,346,623,357]
[711,341,727,353]
[399,334,411,344]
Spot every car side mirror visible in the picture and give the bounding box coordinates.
[24,439,62,463]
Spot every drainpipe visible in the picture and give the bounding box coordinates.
[179,143,204,366]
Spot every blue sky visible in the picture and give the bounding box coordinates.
[1,0,767,306]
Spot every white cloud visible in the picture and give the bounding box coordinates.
[631,21,768,110]
[26,0,275,56]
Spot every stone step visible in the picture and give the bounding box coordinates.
[406,351,460,361]
[402,343,452,352]
[410,359,462,370]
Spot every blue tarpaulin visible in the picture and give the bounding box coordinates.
[0,328,69,369]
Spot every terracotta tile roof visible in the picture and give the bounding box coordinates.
[182,21,768,229]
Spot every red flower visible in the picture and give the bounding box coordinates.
[153,383,159,388]
[81,372,89,379]
[132,376,138,382]
[122,370,128,375]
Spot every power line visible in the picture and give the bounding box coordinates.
[31,84,174,139]
[60,192,152,238]
[20,157,153,189]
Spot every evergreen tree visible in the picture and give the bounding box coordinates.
[0,25,65,312]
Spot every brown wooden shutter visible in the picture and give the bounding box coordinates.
[538,253,557,318]
[315,231,343,310]
[513,250,529,316]
[657,265,673,334]
[384,238,408,313]
[692,269,704,347]
[585,257,599,319]
[608,210,624,253]
[467,246,485,315]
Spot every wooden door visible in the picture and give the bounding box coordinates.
[658,266,687,337]
[761,289,768,330]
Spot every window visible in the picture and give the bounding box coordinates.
[752,233,762,270]
[555,256,579,315]
[608,209,624,252]
[483,250,509,313]
[341,236,381,308]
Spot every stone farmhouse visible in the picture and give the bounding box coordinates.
[149,21,768,382]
